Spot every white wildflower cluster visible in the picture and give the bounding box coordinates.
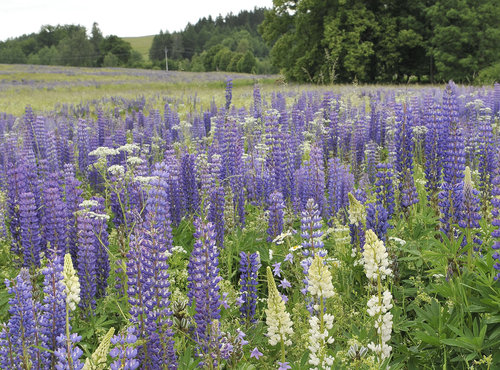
[389,236,406,246]
[107,164,125,177]
[265,266,293,347]
[307,255,336,369]
[308,314,335,369]
[366,290,393,361]
[79,199,99,209]
[62,254,80,311]
[126,156,144,166]
[272,230,293,245]
[171,245,187,254]
[117,143,140,154]
[134,175,159,185]
[348,193,366,227]
[363,229,392,282]
[89,146,119,158]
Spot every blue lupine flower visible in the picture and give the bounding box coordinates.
[187,217,222,362]
[267,191,285,242]
[239,252,260,324]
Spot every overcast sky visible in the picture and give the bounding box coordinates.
[0,0,272,41]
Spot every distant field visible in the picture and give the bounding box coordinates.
[122,35,155,61]
[0,64,277,115]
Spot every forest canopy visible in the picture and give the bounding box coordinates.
[259,0,500,83]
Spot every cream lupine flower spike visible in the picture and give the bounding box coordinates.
[363,229,392,281]
[83,327,115,370]
[63,253,81,311]
[348,192,366,227]
[308,254,335,300]
[307,255,335,369]
[265,266,293,348]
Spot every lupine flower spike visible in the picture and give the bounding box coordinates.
[265,266,293,367]
[363,230,393,363]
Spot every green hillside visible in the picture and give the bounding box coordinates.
[123,35,154,61]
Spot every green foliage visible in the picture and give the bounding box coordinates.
[0,23,136,68]
[260,0,500,83]
[148,8,274,74]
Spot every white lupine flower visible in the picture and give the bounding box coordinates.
[83,327,115,370]
[308,255,335,299]
[308,315,335,370]
[363,229,392,281]
[348,193,366,227]
[107,165,125,177]
[364,230,393,362]
[265,266,293,347]
[89,146,119,157]
[63,254,80,311]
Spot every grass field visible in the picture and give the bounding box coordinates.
[122,35,155,61]
[0,64,279,116]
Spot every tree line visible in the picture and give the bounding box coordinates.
[259,0,500,84]
[0,23,142,68]
[148,7,276,74]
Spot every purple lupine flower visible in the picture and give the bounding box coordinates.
[76,120,89,175]
[300,198,324,257]
[366,203,389,242]
[76,211,97,311]
[187,217,222,360]
[6,163,27,256]
[438,109,465,240]
[40,257,66,368]
[477,115,495,213]
[43,174,68,257]
[224,119,246,226]
[208,186,225,249]
[89,197,110,298]
[394,102,419,214]
[424,102,443,207]
[19,191,42,268]
[162,152,185,227]
[327,157,354,221]
[493,165,500,280]
[126,233,148,364]
[365,140,378,185]
[181,152,200,215]
[138,174,177,369]
[253,84,262,120]
[54,333,84,370]
[284,253,293,264]
[294,145,326,215]
[0,269,38,369]
[267,191,285,242]
[225,78,233,111]
[110,327,140,370]
[459,168,482,248]
[374,163,395,220]
[63,164,83,261]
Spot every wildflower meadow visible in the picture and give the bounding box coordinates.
[0,67,499,369]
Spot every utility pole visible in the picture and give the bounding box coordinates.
[165,47,168,72]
